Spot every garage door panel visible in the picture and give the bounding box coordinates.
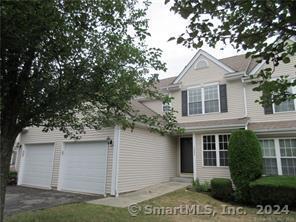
[60,141,108,194]
[63,162,107,169]
[20,144,54,188]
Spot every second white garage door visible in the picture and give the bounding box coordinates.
[58,141,108,194]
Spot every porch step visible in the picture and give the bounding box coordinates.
[170,177,193,183]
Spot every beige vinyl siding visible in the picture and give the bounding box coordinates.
[195,133,230,182]
[142,100,163,114]
[19,127,114,193]
[118,127,177,193]
[246,57,296,122]
[171,55,245,123]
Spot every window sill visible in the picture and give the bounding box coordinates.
[272,110,296,114]
[188,111,221,117]
[201,166,229,169]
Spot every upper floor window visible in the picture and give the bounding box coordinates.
[162,102,171,112]
[273,86,296,113]
[188,84,220,115]
[194,59,209,70]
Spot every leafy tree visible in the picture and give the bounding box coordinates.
[166,0,296,106]
[0,1,181,220]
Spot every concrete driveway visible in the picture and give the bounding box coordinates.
[5,186,102,216]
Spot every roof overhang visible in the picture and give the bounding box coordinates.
[183,124,246,133]
[224,71,246,81]
[160,84,181,92]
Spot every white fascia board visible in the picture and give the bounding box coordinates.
[173,49,235,84]
[184,124,246,133]
[249,60,265,75]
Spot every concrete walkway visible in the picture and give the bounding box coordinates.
[87,181,189,208]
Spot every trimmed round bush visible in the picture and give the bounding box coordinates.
[250,176,296,206]
[229,130,263,202]
[211,178,233,201]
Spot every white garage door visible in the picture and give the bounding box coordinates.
[19,143,54,189]
[59,141,108,194]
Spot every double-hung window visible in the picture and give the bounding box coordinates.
[162,102,171,112]
[280,139,296,176]
[260,140,278,175]
[204,85,219,113]
[203,134,230,167]
[203,135,217,166]
[188,87,202,115]
[273,85,296,113]
[188,84,220,115]
[260,138,296,176]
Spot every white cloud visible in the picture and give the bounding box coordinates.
[146,0,245,79]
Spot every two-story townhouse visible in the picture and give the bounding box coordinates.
[14,49,296,197]
[142,49,296,181]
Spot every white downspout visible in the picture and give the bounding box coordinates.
[111,126,121,197]
[242,78,249,129]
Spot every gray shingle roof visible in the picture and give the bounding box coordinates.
[158,54,260,89]
[178,117,248,129]
[248,120,296,131]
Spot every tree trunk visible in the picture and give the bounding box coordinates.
[0,129,19,222]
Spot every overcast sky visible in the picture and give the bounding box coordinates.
[146,0,245,79]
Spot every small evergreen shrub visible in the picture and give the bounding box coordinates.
[211,178,233,201]
[229,130,263,203]
[8,171,17,185]
[192,179,210,192]
[249,176,296,206]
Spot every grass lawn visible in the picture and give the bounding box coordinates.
[5,188,296,222]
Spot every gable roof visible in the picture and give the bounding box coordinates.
[156,76,176,89]
[220,54,258,73]
[130,100,158,117]
[159,51,261,88]
[173,49,236,84]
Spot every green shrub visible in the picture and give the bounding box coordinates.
[211,178,233,201]
[229,130,263,202]
[249,176,296,206]
[8,171,17,185]
[192,179,210,192]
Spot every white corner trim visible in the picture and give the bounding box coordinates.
[111,126,121,197]
[192,133,197,181]
[17,145,25,186]
[249,60,265,75]
[173,49,235,84]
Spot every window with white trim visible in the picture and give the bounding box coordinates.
[259,138,296,176]
[219,135,230,166]
[204,85,219,113]
[273,86,296,113]
[279,139,296,176]
[203,134,230,167]
[194,59,208,70]
[260,140,278,175]
[162,102,171,112]
[188,84,220,115]
[203,135,216,166]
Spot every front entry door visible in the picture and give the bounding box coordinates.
[180,137,193,173]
